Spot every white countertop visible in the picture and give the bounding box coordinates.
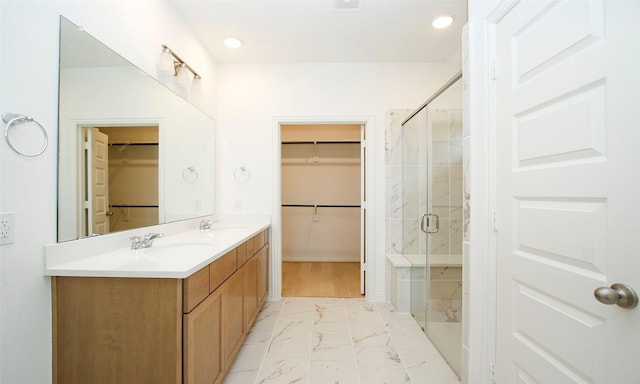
[44,215,271,279]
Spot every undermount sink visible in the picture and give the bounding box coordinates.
[140,243,215,260]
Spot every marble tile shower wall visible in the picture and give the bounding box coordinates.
[387,108,464,260]
[428,108,463,323]
[401,108,426,257]
[384,109,463,319]
[385,110,412,304]
[385,109,412,258]
[430,266,463,323]
[429,108,463,260]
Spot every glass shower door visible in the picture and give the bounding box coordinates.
[403,107,428,330]
[425,79,463,377]
[403,74,463,378]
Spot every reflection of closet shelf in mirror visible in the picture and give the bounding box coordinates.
[282,204,361,208]
[110,204,159,208]
[281,158,359,165]
[109,142,158,146]
[281,141,360,144]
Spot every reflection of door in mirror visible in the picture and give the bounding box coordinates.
[81,125,159,237]
[86,128,110,236]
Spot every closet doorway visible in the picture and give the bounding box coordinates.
[280,124,365,298]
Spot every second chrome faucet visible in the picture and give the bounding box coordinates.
[130,233,164,249]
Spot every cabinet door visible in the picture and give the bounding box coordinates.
[258,244,269,305]
[183,289,223,384]
[53,277,182,384]
[222,269,245,369]
[244,254,259,329]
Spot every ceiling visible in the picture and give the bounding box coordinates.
[169,0,467,63]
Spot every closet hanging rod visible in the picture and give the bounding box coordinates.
[281,140,360,145]
[109,142,158,146]
[282,204,361,208]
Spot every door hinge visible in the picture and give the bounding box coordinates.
[490,362,497,384]
[492,211,499,232]
[491,60,499,80]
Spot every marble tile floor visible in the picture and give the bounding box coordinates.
[222,297,460,384]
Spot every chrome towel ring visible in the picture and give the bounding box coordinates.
[234,166,250,183]
[182,166,199,183]
[2,112,48,157]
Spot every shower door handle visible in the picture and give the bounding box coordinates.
[421,214,428,233]
[420,213,440,234]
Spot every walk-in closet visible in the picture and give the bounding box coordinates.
[82,125,159,236]
[280,124,364,297]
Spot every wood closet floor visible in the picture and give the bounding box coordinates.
[281,262,363,297]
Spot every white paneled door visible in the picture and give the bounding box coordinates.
[494,1,639,382]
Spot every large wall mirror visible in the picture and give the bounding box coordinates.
[57,16,216,242]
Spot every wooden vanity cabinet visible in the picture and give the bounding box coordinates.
[52,228,270,384]
[245,229,269,330]
[258,243,270,304]
[244,253,259,330]
[183,288,223,384]
[52,277,183,384]
[222,267,245,370]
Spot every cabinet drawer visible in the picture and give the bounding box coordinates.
[245,237,254,262]
[236,241,248,267]
[252,231,266,254]
[210,249,237,293]
[183,265,210,313]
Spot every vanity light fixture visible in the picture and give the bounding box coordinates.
[175,63,192,89]
[432,15,454,29]
[224,37,243,49]
[157,44,201,87]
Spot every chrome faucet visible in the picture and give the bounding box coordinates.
[130,233,164,249]
[199,219,213,230]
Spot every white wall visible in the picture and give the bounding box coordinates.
[0,1,217,383]
[216,62,459,300]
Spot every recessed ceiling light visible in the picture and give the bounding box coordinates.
[432,16,454,29]
[224,37,243,48]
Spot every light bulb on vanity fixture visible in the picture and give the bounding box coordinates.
[176,63,192,89]
[157,47,175,74]
[156,44,201,97]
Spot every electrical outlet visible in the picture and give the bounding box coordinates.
[0,212,15,245]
